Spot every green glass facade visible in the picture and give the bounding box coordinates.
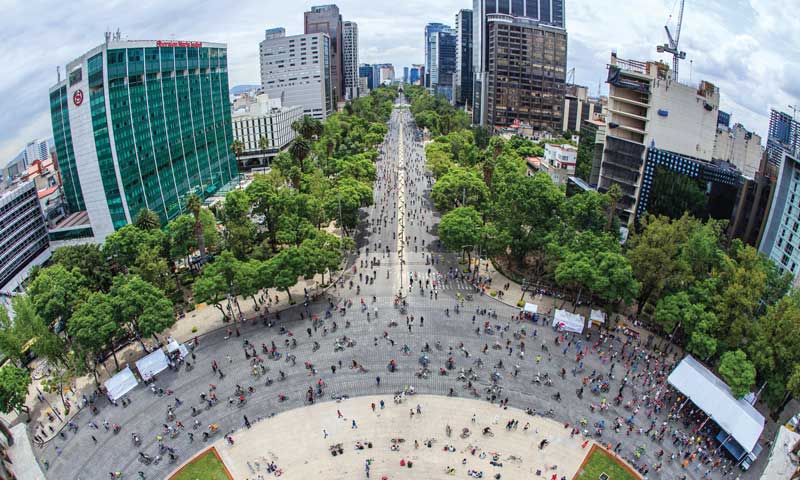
[48,86,85,212]
[49,42,237,234]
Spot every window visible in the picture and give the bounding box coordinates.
[69,67,82,86]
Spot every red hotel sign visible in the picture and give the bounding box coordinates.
[72,89,84,107]
[156,41,202,48]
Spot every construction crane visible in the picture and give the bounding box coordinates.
[657,0,687,81]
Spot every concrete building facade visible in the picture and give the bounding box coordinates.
[766,108,800,168]
[563,85,604,133]
[342,21,359,100]
[305,4,343,103]
[540,143,577,186]
[231,93,303,167]
[0,181,51,294]
[260,29,334,121]
[713,123,764,179]
[49,38,238,242]
[597,54,719,225]
[760,152,800,286]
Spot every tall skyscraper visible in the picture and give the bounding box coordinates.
[424,23,450,88]
[260,29,334,121]
[760,151,800,286]
[409,65,423,85]
[472,0,567,129]
[432,30,457,101]
[359,64,374,90]
[49,37,237,241]
[403,67,410,84]
[342,21,359,100]
[454,9,473,107]
[766,109,800,168]
[305,4,343,103]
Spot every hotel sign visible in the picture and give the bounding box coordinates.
[156,41,202,48]
[72,89,84,107]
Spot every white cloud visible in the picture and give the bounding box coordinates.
[0,0,798,164]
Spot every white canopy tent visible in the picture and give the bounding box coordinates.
[104,366,138,402]
[135,348,169,381]
[552,309,584,334]
[522,303,538,314]
[590,309,606,325]
[167,340,190,360]
[667,356,765,456]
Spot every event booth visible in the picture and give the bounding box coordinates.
[552,309,584,334]
[104,366,138,402]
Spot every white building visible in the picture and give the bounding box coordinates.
[357,77,369,97]
[232,93,303,165]
[260,28,334,120]
[379,65,395,85]
[540,143,577,186]
[598,54,720,225]
[713,123,764,179]
[342,21,359,100]
[760,152,800,286]
[0,181,51,295]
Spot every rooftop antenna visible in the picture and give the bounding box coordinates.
[656,0,687,81]
[790,104,800,121]
[56,66,61,83]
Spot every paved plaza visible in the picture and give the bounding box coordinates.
[211,395,590,480]
[27,98,769,480]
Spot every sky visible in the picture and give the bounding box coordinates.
[1,0,798,164]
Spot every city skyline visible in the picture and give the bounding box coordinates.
[1,0,798,164]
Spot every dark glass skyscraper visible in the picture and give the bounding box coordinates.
[454,9,473,107]
[424,23,450,88]
[767,109,800,167]
[305,4,344,103]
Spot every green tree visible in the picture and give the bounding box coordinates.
[289,137,312,171]
[718,349,756,399]
[50,244,112,292]
[134,208,162,231]
[68,292,120,370]
[186,193,208,262]
[0,304,30,366]
[27,264,86,327]
[230,139,245,158]
[292,115,323,140]
[431,168,489,212]
[110,275,175,348]
[222,189,256,260]
[104,224,165,271]
[439,207,482,265]
[0,365,31,416]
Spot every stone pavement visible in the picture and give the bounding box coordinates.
[213,395,591,480]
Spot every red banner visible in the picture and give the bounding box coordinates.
[156,41,202,48]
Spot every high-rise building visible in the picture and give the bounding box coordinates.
[379,64,395,85]
[424,23,450,88]
[359,64,374,90]
[409,65,423,86]
[342,21,359,100]
[49,37,238,242]
[472,0,568,130]
[766,109,800,168]
[305,4,343,103]
[432,30,457,101]
[260,29,334,121]
[597,54,720,225]
[357,77,369,97]
[454,9,473,107]
[760,152,800,286]
[0,181,51,294]
[403,67,410,84]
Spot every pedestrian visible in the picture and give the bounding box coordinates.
[380,400,385,409]
[91,435,98,444]
[371,403,376,412]
[352,419,358,429]
[244,415,251,429]
[338,409,343,418]
[376,376,381,387]
[323,429,328,438]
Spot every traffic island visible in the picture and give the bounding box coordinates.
[573,444,641,480]
[169,447,233,480]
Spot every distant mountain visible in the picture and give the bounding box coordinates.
[230,85,260,96]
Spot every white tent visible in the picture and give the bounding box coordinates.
[552,309,584,334]
[590,309,606,325]
[104,366,138,401]
[522,303,538,314]
[167,340,190,360]
[135,348,169,381]
[667,356,765,455]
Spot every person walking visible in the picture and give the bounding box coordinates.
[375,376,381,387]
[244,415,251,429]
[352,419,358,429]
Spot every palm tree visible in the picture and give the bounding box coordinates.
[231,139,244,158]
[259,135,269,151]
[134,208,161,230]
[185,193,206,264]
[291,115,323,141]
[289,137,312,170]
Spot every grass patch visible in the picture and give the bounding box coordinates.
[575,447,638,480]
[171,449,231,480]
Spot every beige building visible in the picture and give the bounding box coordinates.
[713,123,764,179]
[598,53,720,225]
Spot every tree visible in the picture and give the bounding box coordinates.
[0,365,31,416]
[554,250,596,310]
[439,207,482,265]
[50,244,112,292]
[230,139,245,159]
[104,224,166,272]
[193,268,230,320]
[289,137,312,170]
[12,296,69,367]
[0,304,30,366]
[431,168,489,213]
[292,115,323,141]
[134,208,161,231]
[222,189,255,260]
[259,136,269,152]
[186,193,207,262]
[68,292,120,370]
[718,350,756,399]
[110,275,175,349]
[27,264,86,327]
[130,244,175,294]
